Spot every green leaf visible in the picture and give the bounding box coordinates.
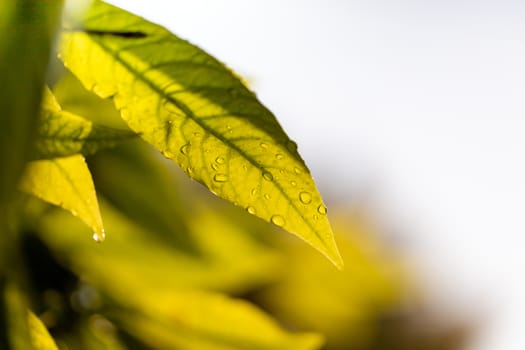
[35,87,136,159]
[58,0,342,268]
[27,312,59,350]
[19,155,105,242]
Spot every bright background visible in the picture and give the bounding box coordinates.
[105,1,525,349]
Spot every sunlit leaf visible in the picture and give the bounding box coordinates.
[27,311,59,350]
[35,87,135,159]
[19,155,105,242]
[58,0,342,268]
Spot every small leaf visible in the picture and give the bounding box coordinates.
[27,312,59,350]
[35,87,135,159]
[59,0,342,267]
[19,155,105,242]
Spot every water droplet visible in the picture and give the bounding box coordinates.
[162,150,175,159]
[275,153,283,160]
[215,156,225,164]
[264,193,271,200]
[294,167,302,175]
[226,125,233,133]
[299,192,312,204]
[290,181,297,187]
[92,85,114,99]
[93,229,105,243]
[180,143,190,155]
[271,215,285,227]
[317,204,327,215]
[251,188,258,196]
[214,174,228,182]
[211,163,219,171]
[260,142,268,150]
[246,206,256,215]
[186,167,194,175]
[313,214,319,221]
[262,171,273,181]
[120,108,131,119]
[286,140,298,153]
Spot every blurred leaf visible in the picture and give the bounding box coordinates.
[27,311,59,350]
[89,140,195,252]
[35,87,136,159]
[0,0,63,206]
[255,212,410,350]
[111,291,323,350]
[38,200,281,294]
[4,280,32,350]
[20,155,105,242]
[58,0,343,268]
[36,205,320,350]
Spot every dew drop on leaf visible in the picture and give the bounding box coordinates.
[299,191,312,204]
[260,142,268,150]
[294,167,302,175]
[290,181,297,187]
[215,156,225,164]
[213,174,228,182]
[262,171,273,181]
[211,163,219,171]
[271,215,285,227]
[264,193,271,200]
[246,206,256,215]
[180,143,190,155]
[286,140,298,153]
[275,153,283,160]
[92,229,105,243]
[251,188,258,196]
[317,204,327,215]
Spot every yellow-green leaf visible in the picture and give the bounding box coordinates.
[19,155,105,242]
[27,312,59,350]
[35,87,135,159]
[113,291,323,350]
[58,0,342,267]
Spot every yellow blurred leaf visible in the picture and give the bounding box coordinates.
[256,212,410,349]
[113,291,323,350]
[58,0,342,268]
[27,311,59,350]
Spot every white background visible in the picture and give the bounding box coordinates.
[103,1,525,349]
